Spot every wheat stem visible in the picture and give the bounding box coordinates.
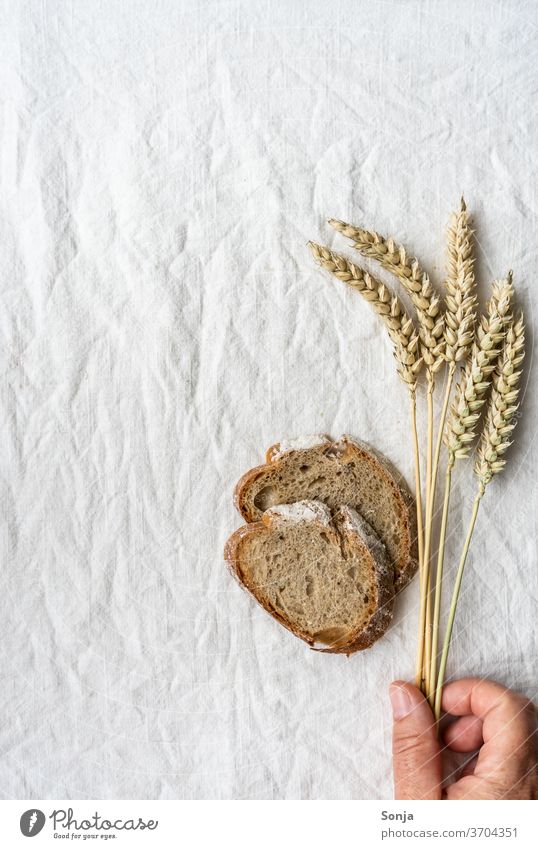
[419,386,434,692]
[434,491,482,722]
[422,386,434,699]
[410,390,425,595]
[413,396,427,688]
[424,577,433,699]
[426,387,434,520]
[428,457,454,701]
[415,362,455,690]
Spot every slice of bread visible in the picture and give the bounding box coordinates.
[225,500,394,653]
[234,435,417,591]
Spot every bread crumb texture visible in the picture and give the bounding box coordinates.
[225,500,394,653]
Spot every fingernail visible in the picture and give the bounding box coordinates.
[390,682,414,719]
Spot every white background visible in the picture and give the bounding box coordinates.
[0,0,536,800]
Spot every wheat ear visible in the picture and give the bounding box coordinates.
[434,312,525,722]
[428,278,513,703]
[308,240,425,572]
[308,242,423,389]
[328,218,445,382]
[474,312,525,489]
[418,198,477,697]
[445,277,513,460]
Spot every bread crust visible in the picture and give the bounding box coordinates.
[233,435,418,592]
[224,505,394,655]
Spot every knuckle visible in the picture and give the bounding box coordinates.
[393,730,432,761]
[511,696,538,725]
[485,777,511,800]
[505,692,532,710]
[519,697,538,716]
[497,691,537,723]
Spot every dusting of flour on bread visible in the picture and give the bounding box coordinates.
[265,500,332,526]
[337,506,391,576]
[270,434,330,460]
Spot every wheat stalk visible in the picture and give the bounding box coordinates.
[434,312,526,722]
[418,198,478,698]
[428,278,513,701]
[308,239,425,575]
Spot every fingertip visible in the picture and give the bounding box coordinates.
[441,677,519,720]
[443,714,483,752]
[390,680,424,699]
[390,681,426,720]
[441,677,480,715]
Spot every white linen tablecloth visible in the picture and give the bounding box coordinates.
[1,0,536,800]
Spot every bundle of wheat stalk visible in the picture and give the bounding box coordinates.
[309,200,526,720]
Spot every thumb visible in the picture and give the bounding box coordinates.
[390,681,442,800]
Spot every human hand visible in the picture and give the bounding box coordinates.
[389,677,538,799]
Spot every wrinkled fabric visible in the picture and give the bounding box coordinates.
[1,0,536,800]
